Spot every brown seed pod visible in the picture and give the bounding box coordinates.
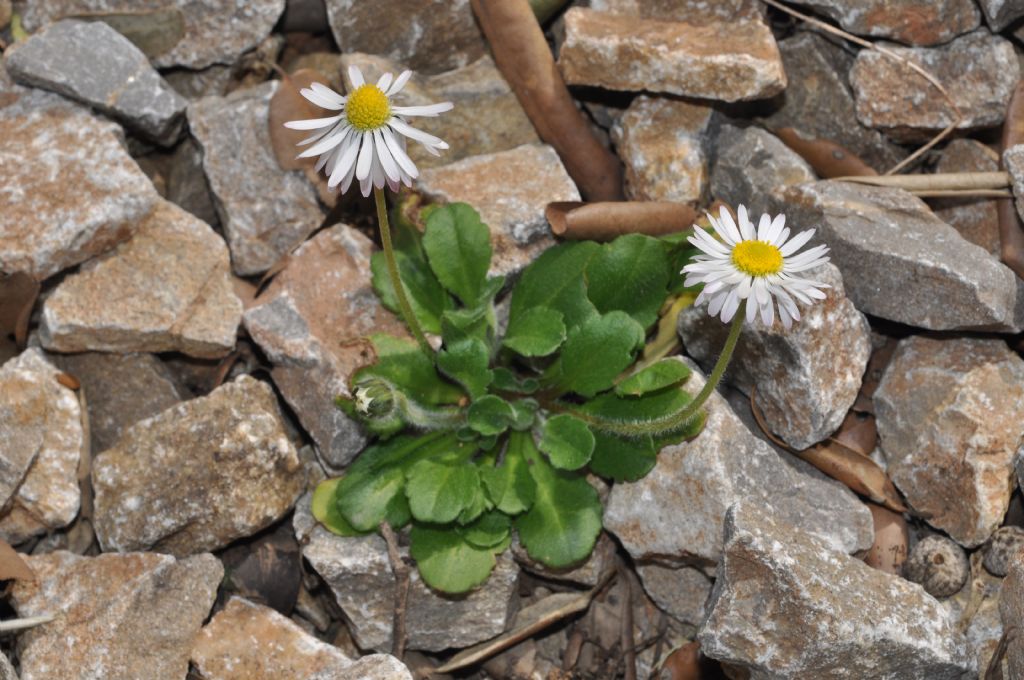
[904,534,969,598]
[983,525,1024,577]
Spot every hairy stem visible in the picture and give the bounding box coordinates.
[375,187,432,356]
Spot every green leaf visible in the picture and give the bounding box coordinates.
[539,414,595,471]
[467,395,516,436]
[423,203,493,305]
[410,524,497,594]
[615,359,692,397]
[311,477,368,536]
[457,481,488,524]
[551,311,645,398]
[481,434,536,515]
[437,337,492,399]
[589,431,657,482]
[507,242,600,336]
[371,250,453,335]
[512,432,602,568]
[586,234,672,329]
[458,510,512,549]
[577,387,705,441]
[492,368,538,394]
[502,306,566,357]
[509,398,539,431]
[358,335,463,406]
[405,458,481,524]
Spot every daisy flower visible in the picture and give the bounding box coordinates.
[284,65,453,196]
[682,205,830,329]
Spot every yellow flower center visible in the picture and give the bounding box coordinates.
[731,240,784,277]
[345,84,390,131]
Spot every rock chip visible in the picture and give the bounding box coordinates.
[763,31,904,172]
[417,144,579,279]
[0,349,82,543]
[789,0,980,46]
[679,263,869,450]
[979,0,1024,31]
[39,199,241,358]
[16,0,286,69]
[710,125,816,219]
[341,53,539,170]
[244,225,405,469]
[558,8,786,102]
[850,30,1018,143]
[188,81,325,276]
[326,0,483,75]
[93,376,305,555]
[11,551,222,680]
[1001,554,1024,677]
[635,563,712,626]
[0,86,158,279]
[875,336,1024,547]
[295,496,518,653]
[53,352,186,454]
[770,181,1023,332]
[604,360,874,566]
[610,96,716,204]
[165,136,220,227]
[164,64,233,102]
[699,503,973,678]
[932,139,1001,256]
[4,20,186,145]
[984,526,1024,576]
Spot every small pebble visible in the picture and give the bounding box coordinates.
[903,534,969,598]
[983,525,1024,577]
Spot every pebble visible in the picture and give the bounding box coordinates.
[904,534,969,598]
[983,526,1024,577]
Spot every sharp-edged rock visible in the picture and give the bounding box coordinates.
[788,0,980,46]
[635,562,712,626]
[932,139,1001,256]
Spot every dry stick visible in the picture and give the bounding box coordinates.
[832,172,1010,192]
[378,521,410,660]
[471,0,623,201]
[0,614,55,633]
[760,0,963,175]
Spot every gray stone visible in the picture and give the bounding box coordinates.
[950,561,1005,678]
[340,53,539,170]
[789,0,980,46]
[0,349,82,543]
[281,0,329,32]
[164,64,233,102]
[611,96,716,204]
[604,359,874,567]
[710,125,816,218]
[979,0,1024,31]
[417,144,580,279]
[764,31,905,172]
[933,139,1001,256]
[635,562,712,626]
[0,85,158,279]
[325,0,484,75]
[586,0,763,23]
[1000,555,1024,678]
[1004,144,1024,228]
[39,199,242,358]
[850,30,1019,143]
[188,81,325,276]
[699,502,973,678]
[53,352,186,454]
[15,0,286,69]
[12,551,222,680]
[984,526,1024,576]
[166,137,219,227]
[0,652,15,680]
[875,336,1024,547]
[679,264,870,450]
[558,8,785,102]
[93,376,306,555]
[4,20,186,145]
[770,181,1023,332]
[295,496,518,653]
[244,225,405,470]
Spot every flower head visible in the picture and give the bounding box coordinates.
[682,205,830,329]
[284,65,453,196]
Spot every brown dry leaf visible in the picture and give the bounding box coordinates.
[267,68,330,172]
[658,641,704,680]
[0,271,40,349]
[795,440,906,512]
[774,127,878,178]
[55,372,80,390]
[546,201,697,240]
[864,503,908,575]
[831,411,877,457]
[0,539,33,582]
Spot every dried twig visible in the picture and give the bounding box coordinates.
[378,521,409,660]
[832,172,1009,192]
[0,614,55,632]
[546,201,696,240]
[760,0,963,175]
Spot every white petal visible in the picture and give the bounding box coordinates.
[373,130,401,184]
[355,132,374,181]
[759,299,774,326]
[328,136,360,188]
[766,213,786,244]
[300,88,344,110]
[717,206,742,245]
[381,127,419,178]
[756,213,771,240]
[391,102,455,117]
[348,65,365,88]
[721,289,741,322]
[297,126,351,158]
[737,205,755,241]
[310,82,345,106]
[387,70,413,96]
[708,291,729,317]
[388,117,447,148]
[377,72,394,92]
[780,228,816,256]
[745,298,758,323]
[284,113,344,130]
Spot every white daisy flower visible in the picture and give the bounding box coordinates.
[682,205,830,329]
[284,65,453,196]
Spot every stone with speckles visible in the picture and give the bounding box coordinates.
[4,20,187,145]
[979,0,1024,31]
[604,359,874,567]
[875,336,1024,547]
[635,562,712,626]
[586,0,764,23]
[679,264,870,450]
[1000,555,1024,677]
[788,0,980,46]
[699,502,973,678]
[11,550,222,680]
[92,376,305,555]
[933,139,1001,257]
[416,144,580,280]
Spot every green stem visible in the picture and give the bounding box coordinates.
[374,187,432,356]
[568,301,746,438]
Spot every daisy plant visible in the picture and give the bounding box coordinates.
[286,67,830,594]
